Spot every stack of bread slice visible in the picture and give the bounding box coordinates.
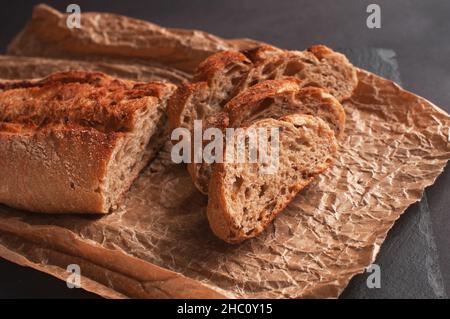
[168,45,358,243]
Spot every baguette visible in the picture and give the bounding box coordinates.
[0,71,175,214]
[207,114,338,243]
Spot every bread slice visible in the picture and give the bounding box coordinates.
[186,112,230,195]
[207,114,338,243]
[239,45,358,102]
[188,78,345,194]
[168,51,252,132]
[224,78,346,136]
[0,71,175,214]
[168,44,356,134]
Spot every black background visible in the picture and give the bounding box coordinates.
[0,0,449,298]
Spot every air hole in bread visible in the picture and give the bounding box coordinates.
[232,176,244,192]
[244,187,251,199]
[259,184,268,197]
[226,65,244,75]
[182,115,191,124]
[265,201,276,213]
[262,59,283,75]
[249,98,274,118]
[245,228,255,236]
[231,76,241,86]
[300,57,316,65]
[283,60,305,76]
[295,137,311,147]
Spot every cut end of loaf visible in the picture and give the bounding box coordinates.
[101,103,168,213]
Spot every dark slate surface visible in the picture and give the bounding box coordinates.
[0,0,449,298]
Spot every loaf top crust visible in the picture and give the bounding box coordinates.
[193,50,252,83]
[0,71,175,133]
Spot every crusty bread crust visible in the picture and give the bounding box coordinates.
[0,71,175,214]
[224,77,301,115]
[0,71,173,132]
[168,44,356,134]
[207,115,338,243]
[193,50,251,83]
[0,124,120,213]
[240,45,284,63]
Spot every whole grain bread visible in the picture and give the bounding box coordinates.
[224,78,346,135]
[207,114,338,243]
[168,45,354,195]
[168,50,252,131]
[188,78,345,194]
[168,44,356,135]
[0,71,175,214]
[239,45,358,102]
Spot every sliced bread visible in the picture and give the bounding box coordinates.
[188,78,345,194]
[239,45,358,102]
[207,114,338,243]
[168,51,252,131]
[168,44,356,134]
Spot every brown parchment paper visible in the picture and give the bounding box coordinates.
[0,55,191,84]
[0,4,449,299]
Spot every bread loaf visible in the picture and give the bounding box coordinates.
[0,71,175,214]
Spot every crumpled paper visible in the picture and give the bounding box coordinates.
[0,4,449,298]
